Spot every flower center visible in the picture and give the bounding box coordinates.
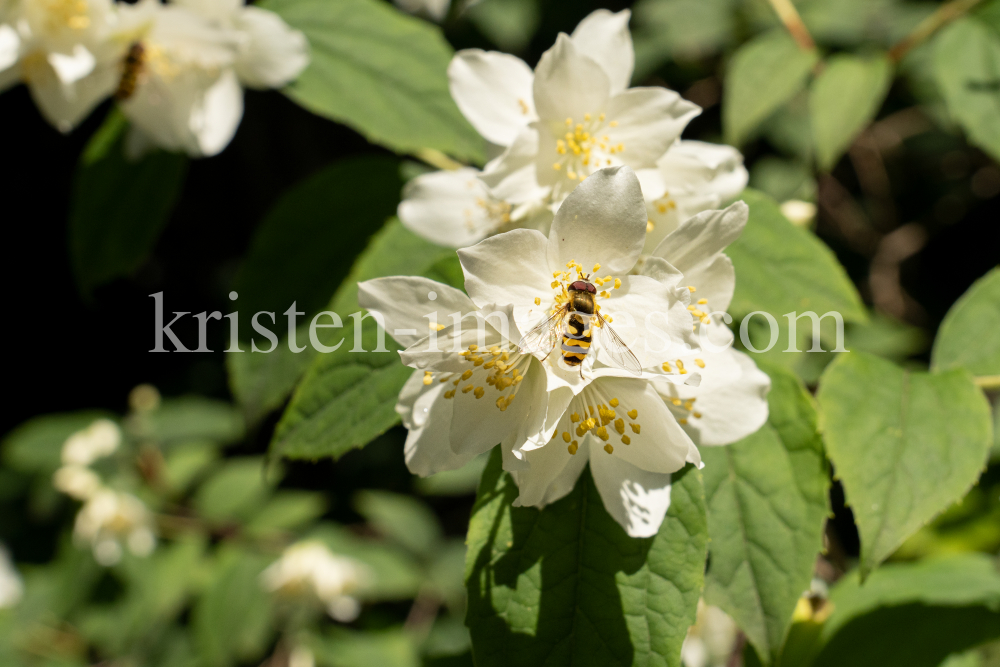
[666,396,702,425]
[685,285,712,326]
[426,343,530,412]
[553,392,642,456]
[463,192,512,235]
[45,0,91,31]
[551,114,621,183]
[535,260,622,315]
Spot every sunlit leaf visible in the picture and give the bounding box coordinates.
[727,189,866,321]
[465,451,707,667]
[816,352,993,578]
[702,363,829,664]
[931,266,1000,376]
[810,53,892,171]
[260,0,484,161]
[724,30,818,146]
[934,17,1000,162]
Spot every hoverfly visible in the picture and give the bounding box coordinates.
[115,42,146,101]
[518,278,642,376]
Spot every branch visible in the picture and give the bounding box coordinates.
[889,0,984,63]
[767,0,816,51]
[974,375,1000,390]
[414,148,464,171]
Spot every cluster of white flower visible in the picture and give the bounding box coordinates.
[0,0,307,156]
[260,540,367,623]
[52,418,157,566]
[0,543,23,609]
[398,9,748,254]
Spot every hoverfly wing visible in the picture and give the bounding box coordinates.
[594,312,643,376]
[518,306,568,358]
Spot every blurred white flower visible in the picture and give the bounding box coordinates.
[115,0,306,157]
[53,464,103,500]
[62,418,121,466]
[288,645,316,667]
[0,544,23,609]
[681,600,738,667]
[635,140,748,253]
[0,0,123,131]
[73,488,157,566]
[261,541,367,622]
[780,199,817,227]
[393,0,450,23]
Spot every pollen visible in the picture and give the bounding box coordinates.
[571,412,581,422]
[444,390,455,399]
[551,281,560,289]
[695,358,706,368]
[518,98,530,115]
[630,423,641,434]
[627,409,638,420]
[647,220,655,233]
[697,298,708,305]
[604,443,614,454]
[687,286,696,292]
[614,418,625,434]
[621,435,631,445]
[676,360,687,375]
[423,371,433,385]
[593,263,601,273]
[553,163,562,170]
[679,418,688,425]
[535,297,541,306]
[568,441,579,455]
[474,387,484,399]
[662,361,672,372]
[462,384,474,393]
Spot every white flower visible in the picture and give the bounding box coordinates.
[642,201,771,448]
[398,166,552,249]
[0,544,23,609]
[62,418,120,466]
[452,10,700,206]
[73,488,156,566]
[0,0,123,131]
[635,140,748,254]
[53,464,103,500]
[681,600,739,667]
[261,541,366,622]
[117,0,306,157]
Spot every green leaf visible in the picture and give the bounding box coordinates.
[934,17,1000,162]
[465,0,540,53]
[415,452,490,496]
[69,110,187,295]
[931,267,1000,376]
[748,156,816,202]
[260,0,484,161]
[702,363,829,663]
[193,547,274,667]
[354,490,442,557]
[727,189,866,321]
[245,491,327,536]
[631,0,736,79]
[193,457,276,524]
[810,53,893,171]
[234,155,402,329]
[816,352,993,577]
[1,411,112,475]
[724,30,819,146]
[269,220,460,461]
[465,451,708,667]
[134,397,245,447]
[312,628,419,667]
[162,441,219,494]
[809,554,1000,667]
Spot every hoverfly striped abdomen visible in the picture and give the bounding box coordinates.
[561,312,592,367]
[115,42,145,101]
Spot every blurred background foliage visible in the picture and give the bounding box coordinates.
[1,0,999,665]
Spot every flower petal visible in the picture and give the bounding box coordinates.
[458,227,552,311]
[448,49,536,147]
[478,125,549,204]
[511,432,589,507]
[398,168,505,248]
[547,165,646,274]
[358,276,476,348]
[685,253,736,314]
[192,68,243,156]
[581,377,694,473]
[651,200,748,273]
[532,33,610,124]
[396,372,481,476]
[570,9,634,94]
[660,349,770,447]
[25,54,118,133]
[233,6,309,89]
[604,87,701,168]
[589,452,672,537]
[598,274,691,367]
[655,140,748,201]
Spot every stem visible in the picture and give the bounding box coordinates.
[767,0,816,51]
[414,148,464,171]
[974,375,1000,390]
[888,0,984,63]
